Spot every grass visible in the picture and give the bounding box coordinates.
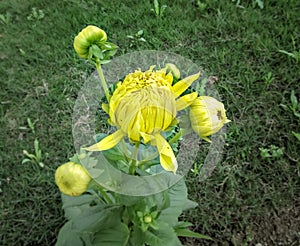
[1,0,299,245]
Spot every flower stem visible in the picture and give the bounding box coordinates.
[95,60,110,101]
[121,139,131,161]
[168,129,182,145]
[89,180,113,204]
[99,187,113,204]
[138,152,159,165]
[129,142,140,175]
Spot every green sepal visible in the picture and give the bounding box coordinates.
[100,42,119,51]
[90,44,103,60]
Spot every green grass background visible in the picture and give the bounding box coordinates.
[1,0,299,245]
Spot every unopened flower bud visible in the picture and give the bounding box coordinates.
[144,215,152,223]
[55,162,91,196]
[189,96,230,142]
[73,25,107,59]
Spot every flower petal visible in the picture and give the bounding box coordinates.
[140,132,154,143]
[154,134,178,174]
[172,72,200,98]
[84,129,125,151]
[176,92,198,111]
[102,103,109,114]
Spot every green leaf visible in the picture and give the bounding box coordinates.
[100,42,119,51]
[61,193,96,221]
[37,149,42,161]
[68,153,82,164]
[278,49,295,58]
[91,44,103,59]
[144,221,179,246]
[34,139,39,155]
[27,117,35,134]
[55,221,84,246]
[183,199,198,210]
[174,228,212,240]
[294,112,300,118]
[154,0,159,15]
[79,154,105,179]
[103,49,118,60]
[292,131,300,141]
[128,226,145,246]
[22,158,32,164]
[174,221,193,229]
[197,77,207,96]
[93,222,130,246]
[255,0,264,9]
[100,59,111,65]
[158,178,188,226]
[137,30,144,36]
[290,90,298,110]
[25,153,37,160]
[117,194,144,206]
[72,205,123,232]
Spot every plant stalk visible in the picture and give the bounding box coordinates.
[95,60,110,102]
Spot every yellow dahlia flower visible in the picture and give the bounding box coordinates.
[55,162,91,196]
[73,25,107,59]
[86,65,200,173]
[189,96,230,142]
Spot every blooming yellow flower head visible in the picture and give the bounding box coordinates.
[73,25,107,59]
[55,162,91,196]
[189,96,230,142]
[86,65,201,174]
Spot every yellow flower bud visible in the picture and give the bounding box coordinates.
[189,96,230,142]
[55,162,91,196]
[73,25,107,59]
[144,215,152,223]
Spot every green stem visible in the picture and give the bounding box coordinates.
[121,139,131,161]
[95,60,110,101]
[89,180,113,204]
[129,142,140,175]
[138,151,159,165]
[99,187,113,204]
[168,129,182,145]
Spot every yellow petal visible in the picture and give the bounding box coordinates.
[176,92,198,111]
[143,106,157,133]
[84,129,125,151]
[140,132,154,143]
[172,72,200,98]
[189,96,230,139]
[128,111,142,142]
[102,103,109,114]
[154,133,178,174]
